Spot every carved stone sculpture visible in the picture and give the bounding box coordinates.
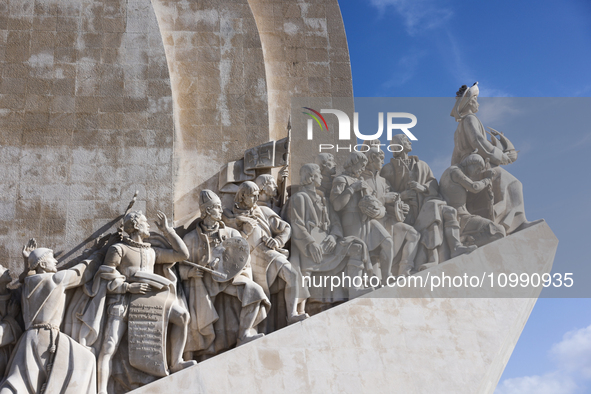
[315,153,337,197]
[440,152,506,246]
[361,146,421,278]
[450,82,541,233]
[255,173,284,215]
[96,211,196,394]
[0,266,22,379]
[180,190,270,361]
[330,152,393,289]
[381,135,476,271]
[289,164,368,306]
[0,240,99,394]
[224,181,308,330]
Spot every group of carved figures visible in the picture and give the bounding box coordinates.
[0,83,541,393]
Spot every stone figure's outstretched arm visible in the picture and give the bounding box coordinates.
[464,116,508,165]
[57,249,106,290]
[154,211,190,263]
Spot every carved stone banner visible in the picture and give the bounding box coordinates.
[128,289,174,378]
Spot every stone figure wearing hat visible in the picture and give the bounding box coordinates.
[0,239,99,394]
[96,210,196,394]
[225,181,308,331]
[179,190,270,360]
[450,82,541,233]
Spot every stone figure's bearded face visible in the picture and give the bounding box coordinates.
[40,254,58,273]
[262,179,278,197]
[400,136,412,153]
[322,155,336,175]
[242,191,258,209]
[135,214,151,239]
[206,202,223,222]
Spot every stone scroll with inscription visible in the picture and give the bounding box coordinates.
[128,289,175,377]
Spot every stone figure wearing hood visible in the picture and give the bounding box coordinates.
[450,82,541,234]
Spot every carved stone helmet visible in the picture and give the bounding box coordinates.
[451,82,479,121]
[200,189,221,209]
[28,248,54,271]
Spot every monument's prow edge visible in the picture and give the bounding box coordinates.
[131,221,557,394]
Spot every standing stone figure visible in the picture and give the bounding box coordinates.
[0,266,22,378]
[330,152,393,287]
[96,211,196,394]
[0,240,99,394]
[440,152,506,246]
[450,82,540,233]
[180,190,270,360]
[381,134,476,271]
[224,181,308,327]
[361,146,420,278]
[315,153,337,197]
[290,163,368,304]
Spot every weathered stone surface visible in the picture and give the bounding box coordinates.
[129,221,557,394]
[0,0,174,272]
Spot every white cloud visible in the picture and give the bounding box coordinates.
[368,0,453,36]
[496,372,579,394]
[496,324,591,394]
[551,325,591,379]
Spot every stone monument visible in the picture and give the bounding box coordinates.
[0,0,555,391]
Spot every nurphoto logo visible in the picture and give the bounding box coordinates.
[302,107,418,152]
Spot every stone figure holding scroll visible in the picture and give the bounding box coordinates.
[381,134,476,271]
[0,239,99,394]
[440,152,506,247]
[330,152,393,288]
[450,82,540,233]
[96,211,196,394]
[180,190,270,360]
[224,181,308,328]
[290,163,368,305]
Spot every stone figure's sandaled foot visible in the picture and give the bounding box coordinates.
[512,219,545,234]
[170,360,197,373]
[287,313,308,324]
[451,244,477,259]
[237,333,264,346]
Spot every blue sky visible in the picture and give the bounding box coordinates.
[338,0,591,392]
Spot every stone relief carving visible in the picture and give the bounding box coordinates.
[0,83,542,393]
[180,190,269,361]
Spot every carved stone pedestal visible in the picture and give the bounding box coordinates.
[129,221,557,394]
